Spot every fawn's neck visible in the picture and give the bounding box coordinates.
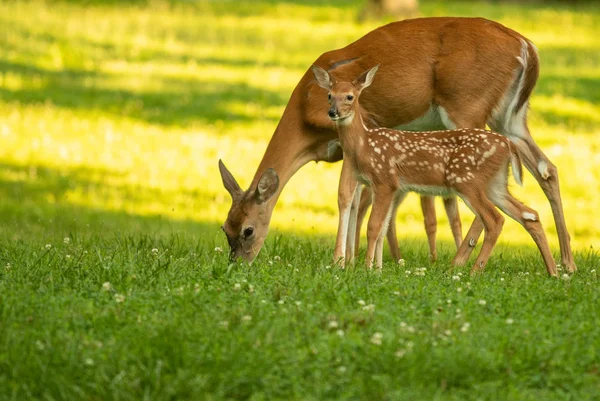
[334,110,367,159]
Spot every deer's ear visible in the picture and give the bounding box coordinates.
[255,168,279,204]
[311,65,333,90]
[219,159,243,201]
[354,64,379,92]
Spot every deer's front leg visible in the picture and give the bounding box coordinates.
[333,159,359,267]
[366,187,395,269]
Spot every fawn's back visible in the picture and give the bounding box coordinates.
[358,127,517,193]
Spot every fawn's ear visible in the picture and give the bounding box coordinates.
[219,159,243,201]
[255,168,279,204]
[311,65,334,90]
[354,64,380,92]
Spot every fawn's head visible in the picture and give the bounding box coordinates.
[311,64,379,124]
[218,160,279,262]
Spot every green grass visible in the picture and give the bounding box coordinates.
[1,0,600,399]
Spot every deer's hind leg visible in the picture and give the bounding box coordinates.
[493,193,557,276]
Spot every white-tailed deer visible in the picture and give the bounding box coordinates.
[312,64,557,276]
[219,17,575,272]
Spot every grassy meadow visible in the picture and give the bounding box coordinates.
[0,0,599,399]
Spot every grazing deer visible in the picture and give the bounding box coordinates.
[311,64,557,276]
[218,17,575,272]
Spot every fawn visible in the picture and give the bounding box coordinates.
[311,64,557,276]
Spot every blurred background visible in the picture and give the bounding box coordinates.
[1,0,599,252]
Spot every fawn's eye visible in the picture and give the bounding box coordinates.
[243,227,254,239]
[346,95,354,101]
[327,93,331,101]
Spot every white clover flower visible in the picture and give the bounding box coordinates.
[101,282,111,291]
[405,270,411,275]
[370,332,383,345]
[63,237,70,244]
[506,318,514,325]
[241,315,252,322]
[561,273,570,281]
[393,291,400,296]
[84,358,94,366]
[337,366,347,373]
[398,259,406,266]
[452,275,461,281]
[219,320,229,329]
[233,283,241,291]
[406,326,416,333]
[328,320,339,329]
[214,246,223,253]
[273,255,281,261]
[248,284,254,293]
[336,329,345,337]
[478,299,487,306]
[295,301,302,306]
[114,294,126,303]
[66,254,71,260]
[362,304,375,312]
[151,248,159,255]
[456,287,462,293]
[399,321,407,328]
[461,322,470,333]
[591,269,596,274]
[45,244,52,250]
[446,299,452,304]
[358,299,366,306]
[278,299,285,305]
[325,265,331,270]
[500,277,505,282]
[444,329,452,336]
[395,349,407,358]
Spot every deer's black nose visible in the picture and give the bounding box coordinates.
[328,108,337,118]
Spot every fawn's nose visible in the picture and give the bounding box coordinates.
[328,108,338,118]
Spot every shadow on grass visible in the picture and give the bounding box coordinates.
[0,59,289,127]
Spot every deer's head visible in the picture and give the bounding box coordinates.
[218,160,279,262]
[311,64,379,124]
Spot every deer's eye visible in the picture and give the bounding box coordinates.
[346,95,354,101]
[327,93,331,101]
[243,227,254,239]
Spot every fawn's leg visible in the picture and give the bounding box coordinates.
[333,160,359,267]
[420,196,438,262]
[452,217,484,266]
[512,133,576,272]
[345,185,363,263]
[366,187,395,269]
[444,196,463,250]
[495,194,558,276]
[461,190,505,273]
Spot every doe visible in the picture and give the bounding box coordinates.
[312,64,557,276]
